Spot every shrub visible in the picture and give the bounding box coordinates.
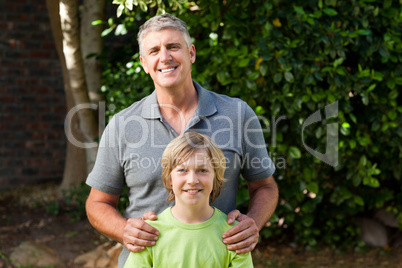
[101,0,402,249]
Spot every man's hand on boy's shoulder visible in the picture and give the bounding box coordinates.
[123,211,160,253]
[222,210,259,254]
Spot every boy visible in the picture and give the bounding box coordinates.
[124,132,253,267]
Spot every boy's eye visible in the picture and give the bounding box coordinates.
[178,169,187,173]
[199,169,208,173]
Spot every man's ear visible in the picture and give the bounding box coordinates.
[140,56,149,74]
[189,44,196,64]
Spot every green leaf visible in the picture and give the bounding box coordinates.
[384,0,392,9]
[371,122,380,132]
[358,136,371,146]
[101,27,114,37]
[349,140,356,149]
[359,155,367,167]
[367,84,376,92]
[116,4,124,17]
[388,90,398,99]
[361,94,369,105]
[354,195,364,206]
[139,1,148,12]
[307,182,319,194]
[289,146,301,159]
[333,58,344,68]
[217,71,230,85]
[352,175,361,187]
[302,214,314,227]
[369,178,380,188]
[284,71,294,83]
[239,58,250,67]
[323,8,338,16]
[388,110,397,120]
[91,20,104,26]
[255,106,265,115]
[336,68,346,75]
[341,122,350,136]
[395,77,402,85]
[302,95,310,102]
[115,24,127,35]
[357,29,371,36]
[125,0,133,10]
[294,6,305,15]
[349,114,357,124]
[273,73,282,83]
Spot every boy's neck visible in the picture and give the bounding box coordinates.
[171,204,214,224]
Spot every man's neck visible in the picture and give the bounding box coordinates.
[171,204,214,224]
[155,82,198,134]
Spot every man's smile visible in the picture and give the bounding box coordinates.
[159,67,177,73]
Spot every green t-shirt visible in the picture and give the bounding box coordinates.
[124,207,253,268]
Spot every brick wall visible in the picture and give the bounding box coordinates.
[0,0,66,190]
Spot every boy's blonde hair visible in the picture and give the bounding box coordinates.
[161,132,226,203]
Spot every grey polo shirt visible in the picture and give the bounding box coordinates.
[87,81,275,217]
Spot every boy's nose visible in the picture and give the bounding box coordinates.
[186,172,199,185]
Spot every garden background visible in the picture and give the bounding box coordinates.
[0,0,401,267]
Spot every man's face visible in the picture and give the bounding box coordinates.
[140,28,196,91]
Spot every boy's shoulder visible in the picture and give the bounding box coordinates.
[144,207,171,227]
[213,207,239,230]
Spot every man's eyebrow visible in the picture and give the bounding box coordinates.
[167,42,182,47]
[147,45,160,52]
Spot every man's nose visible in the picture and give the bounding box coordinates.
[160,47,171,62]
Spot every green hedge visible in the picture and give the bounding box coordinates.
[101,0,402,249]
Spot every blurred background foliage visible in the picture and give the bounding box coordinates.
[97,0,401,250]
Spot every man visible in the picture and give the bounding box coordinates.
[86,13,278,267]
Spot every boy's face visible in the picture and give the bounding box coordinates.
[170,149,214,208]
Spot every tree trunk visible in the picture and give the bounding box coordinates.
[81,0,106,105]
[60,0,99,180]
[46,0,87,192]
[47,0,102,191]
[80,0,107,172]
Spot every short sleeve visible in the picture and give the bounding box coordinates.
[86,116,125,195]
[124,250,153,268]
[240,103,275,181]
[229,252,253,267]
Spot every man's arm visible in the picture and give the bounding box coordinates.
[86,188,159,252]
[222,176,278,253]
[246,175,279,230]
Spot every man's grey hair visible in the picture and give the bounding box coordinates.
[137,13,192,57]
